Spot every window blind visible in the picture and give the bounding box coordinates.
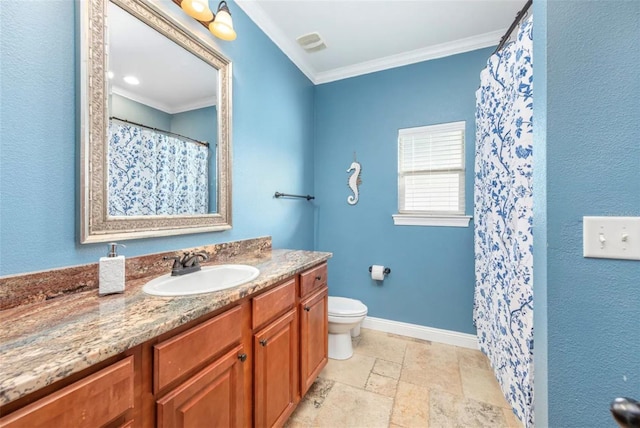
[398,121,465,215]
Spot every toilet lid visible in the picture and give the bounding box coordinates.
[328,296,368,316]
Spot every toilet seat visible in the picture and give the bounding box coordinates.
[328,296,368,317]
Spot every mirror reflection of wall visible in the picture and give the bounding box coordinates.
[107,1,219,216]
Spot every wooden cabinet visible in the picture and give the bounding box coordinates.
[156,345,246,428]
[299,287,328,396]
[153,306,243,395]
[252,279,299,428]
[253,309,299,427]
[299,263,328,397]
[252,279,296,330]
[0,357,134,428]
[299,263,327,298]
[1,262,329,428]
[153,305,247,428]
[153,265,327,428]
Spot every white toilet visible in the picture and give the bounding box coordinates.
[328,296,368,360]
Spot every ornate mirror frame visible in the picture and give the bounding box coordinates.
[79,0,232,244]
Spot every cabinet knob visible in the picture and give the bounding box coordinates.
[238,353,247,362]
[259,339,268,347]
[315,275,322,281]
[304,306,311,312]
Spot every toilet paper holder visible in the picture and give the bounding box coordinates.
[369,266,391,275]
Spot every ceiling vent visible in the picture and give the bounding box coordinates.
[296,32,327,53]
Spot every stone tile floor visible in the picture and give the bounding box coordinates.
[286,328,523,428]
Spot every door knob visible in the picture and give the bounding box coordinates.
[259,339,268,347]
[304,306,311,312]
[611,397,640,428]
[238,353,247,362]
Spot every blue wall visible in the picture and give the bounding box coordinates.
[111,93,172,130]
[0,0,315,276]
[110,94,218,147]
[171,106,217,146]
[314,48,493,334]
[536,1,640,426]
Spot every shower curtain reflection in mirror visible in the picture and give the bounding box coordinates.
[108,120,209,216]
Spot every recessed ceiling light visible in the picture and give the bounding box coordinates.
[107,71,114,79]
[123,75,140,85]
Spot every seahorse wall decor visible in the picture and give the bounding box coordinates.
[347,159,362,205]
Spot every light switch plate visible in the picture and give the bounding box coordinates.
[583,216,640,260]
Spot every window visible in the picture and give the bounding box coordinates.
[394,121,471,227]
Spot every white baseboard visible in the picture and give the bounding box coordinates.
[361,316,479,350]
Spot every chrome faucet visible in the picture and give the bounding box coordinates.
[163,251,209,276]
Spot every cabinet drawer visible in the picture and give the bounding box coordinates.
[154,306,242,394]
[0,356,134,428]
[252,278,295,329]
[300,263,327,297]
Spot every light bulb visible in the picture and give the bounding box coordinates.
[123,75,139,85]
[209,3,236,41]
[181,0,213,22]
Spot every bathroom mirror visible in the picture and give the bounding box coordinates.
[79,0,232,243]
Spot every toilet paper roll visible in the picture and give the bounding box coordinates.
[371,265,385,281]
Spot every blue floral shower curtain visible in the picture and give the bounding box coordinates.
[474,15,534,427]
[108,121,209,216]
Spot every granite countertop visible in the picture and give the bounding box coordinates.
[0,249,331,406]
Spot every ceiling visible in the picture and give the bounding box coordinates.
[235,0,526,84]
[109,2,218,114]
[107,0,526,108]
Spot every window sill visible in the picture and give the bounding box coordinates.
[392,214,472,227]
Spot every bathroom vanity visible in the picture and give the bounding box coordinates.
[0,246,330,428]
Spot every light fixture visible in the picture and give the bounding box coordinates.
[123,75,140,85]
[209,1,236,41]
[180,0,213,22]
[173,0,236,41]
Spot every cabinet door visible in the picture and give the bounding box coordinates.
[254,309,298,428]
[156,345,246,428]
[0,357,134,428]
[300,287,328,396]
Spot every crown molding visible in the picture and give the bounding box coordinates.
[112,86,173,113]
[236,0,503,85]
[314,29,504,84]
[235,0,316,83]
[111,86,216,114]
[170,96,217,114]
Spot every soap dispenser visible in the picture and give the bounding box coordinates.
[99,243,126,296]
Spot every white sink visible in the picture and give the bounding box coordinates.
[142,265,260,296]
